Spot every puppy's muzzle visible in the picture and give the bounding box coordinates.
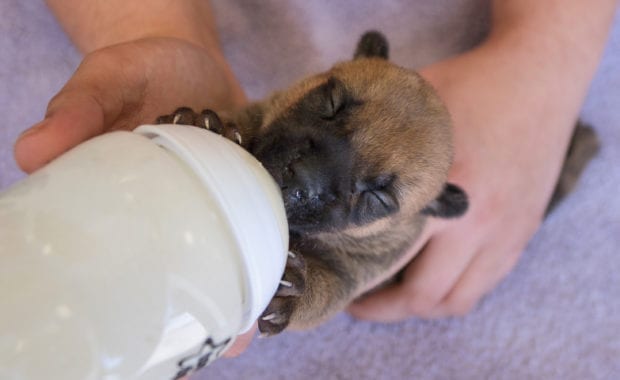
[282,153,332,205]
[253,134,353,231]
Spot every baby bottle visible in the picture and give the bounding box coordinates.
[0,124,288,379]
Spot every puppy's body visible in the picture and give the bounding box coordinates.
[158,31,597,335]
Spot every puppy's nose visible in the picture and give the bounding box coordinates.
[282,158,325,207]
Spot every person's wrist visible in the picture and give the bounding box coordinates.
[90,35,247,110]
[89,27,221,56]
[46,0,223,55]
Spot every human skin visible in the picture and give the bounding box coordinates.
[14,0,246,173]
[348,0,617,320]
[13,0,617,359]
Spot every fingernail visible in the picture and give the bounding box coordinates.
[18,119,49,139]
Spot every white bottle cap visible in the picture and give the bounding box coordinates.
[135,124,289,332]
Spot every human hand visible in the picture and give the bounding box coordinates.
[348,0,615,321]
[222,324,258,358]
[14,37,245,173]
[348,34,590,320]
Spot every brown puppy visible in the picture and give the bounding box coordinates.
[157,31,597,336]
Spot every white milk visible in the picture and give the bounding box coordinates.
[0,125,288,379]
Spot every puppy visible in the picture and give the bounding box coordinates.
[157,31,598,336]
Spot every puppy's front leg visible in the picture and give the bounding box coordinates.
[258,244,356,335]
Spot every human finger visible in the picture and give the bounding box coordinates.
[348,220,479,321]
[394,226,481,317]
[14,91,108,173]
[222,323,257,358]
[14,48,146,173]
[432,229,528,316]
[346,219,446,321]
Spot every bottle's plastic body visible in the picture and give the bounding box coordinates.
[0,125,288,379]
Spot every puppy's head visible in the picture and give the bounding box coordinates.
[250,32,467,235]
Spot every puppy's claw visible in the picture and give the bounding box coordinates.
[274,253,306,297]
[156,107,244,146]
[199,109,223,133]
[258,297,294,335]
[279,280,293,288]
[258,251,307,335]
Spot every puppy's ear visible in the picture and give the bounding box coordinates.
[354,30,389,60]
[421,183,468,218]
[319,77,349,119]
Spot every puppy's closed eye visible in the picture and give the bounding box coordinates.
[352,174,399,224]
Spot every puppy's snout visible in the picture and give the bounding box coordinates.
[282,157,327,207]
[252,129,352,230]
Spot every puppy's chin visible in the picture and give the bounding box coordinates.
[288,223,321,236]
[286,208,348,236]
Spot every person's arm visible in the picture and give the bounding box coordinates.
[45,0,222,54]
[349,0,617,320]
[14,0,245,173]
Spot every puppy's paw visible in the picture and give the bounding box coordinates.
[156,107,243,145]
[258,251,306,336]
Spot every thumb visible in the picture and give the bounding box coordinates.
[14,51,133,173]
[14,91,106,173]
